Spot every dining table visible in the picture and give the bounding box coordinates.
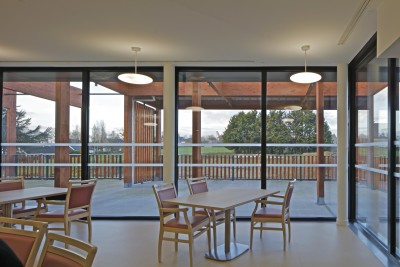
[0,186,68,218]
[163,187,279,261]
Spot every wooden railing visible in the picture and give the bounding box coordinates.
[5,153,390,192]
[179,154,337,180]
[5,153,337,181]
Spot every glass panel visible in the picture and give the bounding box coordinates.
[355,57,388,245]
[89,70,163,216]
[266,71,337,218]
[177,71,262,216]
[2,71,82,188]
[396,58,400,256]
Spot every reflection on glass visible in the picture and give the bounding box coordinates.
[355,58,388,245]
[2,72,82,188]
[89,71,163,216]
[177,70,338,218]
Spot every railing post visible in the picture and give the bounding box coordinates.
[119,154,122,180]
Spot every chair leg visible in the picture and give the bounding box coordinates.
[65,220,70,236]
[232,210,236,241]
[260,222,263,238]
[287,217,291,243]
[250,221,254,250]
[188,235,193,267]
[88,216,92,243]
[158,229,163,263]
[175,233,178,251]
[282,221,286,251]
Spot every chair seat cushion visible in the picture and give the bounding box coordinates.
[254,207,282,218]
[41,252,81,267]
[0,239,23,267]
[36,208,87,218]
[165,215,208,229]
[13,205,41,215]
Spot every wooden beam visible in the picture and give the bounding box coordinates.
[4,89,17,177]
[54,82,70,188]
[192,82,202,178]
[3,82,82,108]
[123,96,133,187]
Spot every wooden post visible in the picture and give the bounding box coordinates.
[155,110,162,180]
[316,83,325,205]
[192,82,202,178]
[3,89,17,177]
[124,96,133,187]
[55,82,70,188]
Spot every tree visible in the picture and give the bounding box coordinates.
[221,110,261,154]
[91,121,107,143]
[70,125,81,142]
[91,120,108,153]
[222,110,333,154]
[2,107,54,153]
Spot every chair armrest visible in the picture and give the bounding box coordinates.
[269,194,284,199]
[161,207,189,213]
[265,200,284,205]
[39,200,66,205]
[254,199,283,206]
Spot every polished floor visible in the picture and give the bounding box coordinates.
[66,221,385,267]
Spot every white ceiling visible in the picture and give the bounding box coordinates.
[0,0,382,67]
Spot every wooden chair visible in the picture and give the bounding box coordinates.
[250,179,296,251]
[37,232,98,267]
[0,217,48,267]
[186,177,236,250]
[0,176,46,219]
[35,179,97,242]
[152,182,211,267]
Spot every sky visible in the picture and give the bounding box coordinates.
[16,82,340,139]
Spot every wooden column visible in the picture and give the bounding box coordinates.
[192,82,202,178]
[3,89,17,177]
[316,83,325,205]
[123,96,133,187]
[54,82,70,188]
[366,84,375,189]
[155,110,162,180]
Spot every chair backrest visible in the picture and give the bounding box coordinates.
[0,217,47,267]
[66,179,97,210]
[152,183,178,215]
[0,177,24,192]
[37,232,97,267]
[283,179,296,213]
[186,177,208,195]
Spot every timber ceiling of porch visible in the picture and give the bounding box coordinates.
[3,80,386,111]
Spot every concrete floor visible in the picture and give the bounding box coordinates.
[25,179,339,217]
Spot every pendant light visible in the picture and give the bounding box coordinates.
[118,47,153,85]
[290,45,321,84]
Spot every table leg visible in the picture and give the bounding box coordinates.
[205,209,248,261]
[2,204,14,227]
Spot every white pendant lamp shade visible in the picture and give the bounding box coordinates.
[118,73,153,84]
[290,71,321,84]
[118,47,153,85]
[290,45,321,84]
[185,106,204,112]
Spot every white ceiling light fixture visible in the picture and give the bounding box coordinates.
[118,47,153,85]
[185,106,204,112]
[284,105,302,111]
[290,45,321,84]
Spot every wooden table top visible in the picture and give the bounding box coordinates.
[163,187,279,211]
[0,187,67,204]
